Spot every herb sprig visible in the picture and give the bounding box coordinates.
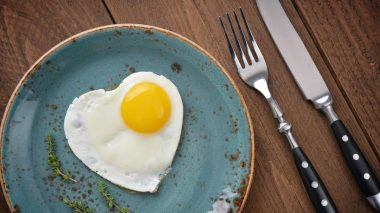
[98,181,131,213]
[46,133,76,182]
[63,198,94,213]
[45,133,134,212]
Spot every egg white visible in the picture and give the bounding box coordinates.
[64,72,183,192]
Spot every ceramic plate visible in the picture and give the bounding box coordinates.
[0,24,254,213]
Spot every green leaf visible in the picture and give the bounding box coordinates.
[63,198,95,213]
[97,181,132,212]
[45,133,76,182]
[120,207,132,213]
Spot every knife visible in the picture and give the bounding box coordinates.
[256,0,380,211]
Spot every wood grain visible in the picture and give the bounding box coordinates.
[0,0,113,115]
[103,0,379,212]
[0,0,379,212]
[0,0,113,211]
[292,0,380,156]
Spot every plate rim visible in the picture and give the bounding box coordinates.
[0,24,255,212]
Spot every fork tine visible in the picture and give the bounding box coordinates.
[240,8,264,60]
[219,16,243,70]
[226,13,249,66]
[233,10,255,64]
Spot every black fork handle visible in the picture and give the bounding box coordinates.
[293,147,338,213]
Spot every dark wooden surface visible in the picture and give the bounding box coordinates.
[0,0,379,212]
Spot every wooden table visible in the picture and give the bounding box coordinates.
[0,0,379,212]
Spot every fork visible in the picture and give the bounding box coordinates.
[219,8,338,213]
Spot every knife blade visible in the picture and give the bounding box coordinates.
[257,0,380,211]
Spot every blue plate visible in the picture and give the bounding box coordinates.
[0,24,254,213]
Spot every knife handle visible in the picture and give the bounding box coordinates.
[331,120,380,203]
[292,147,338,213]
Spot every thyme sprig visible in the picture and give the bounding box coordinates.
[46,133,76,182]
[63,198,95,213]
[98,181,131,213]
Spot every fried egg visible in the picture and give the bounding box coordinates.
[64,72,183,192]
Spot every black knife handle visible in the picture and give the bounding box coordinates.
[331,120,380,197]
[293,147,338,213]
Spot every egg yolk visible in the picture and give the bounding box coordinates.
[121,82,171,133]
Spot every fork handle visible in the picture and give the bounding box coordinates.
[293,147,338,213]
[270,97,338,212]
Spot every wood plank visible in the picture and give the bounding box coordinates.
[0,0,114,115]
[292,0,380,157]
[0,0,113,211]
[104,0,380,212]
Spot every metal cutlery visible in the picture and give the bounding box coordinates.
[219,8,338,213]
[256,0,380,211]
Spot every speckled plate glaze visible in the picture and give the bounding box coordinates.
[0,24,254,213]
